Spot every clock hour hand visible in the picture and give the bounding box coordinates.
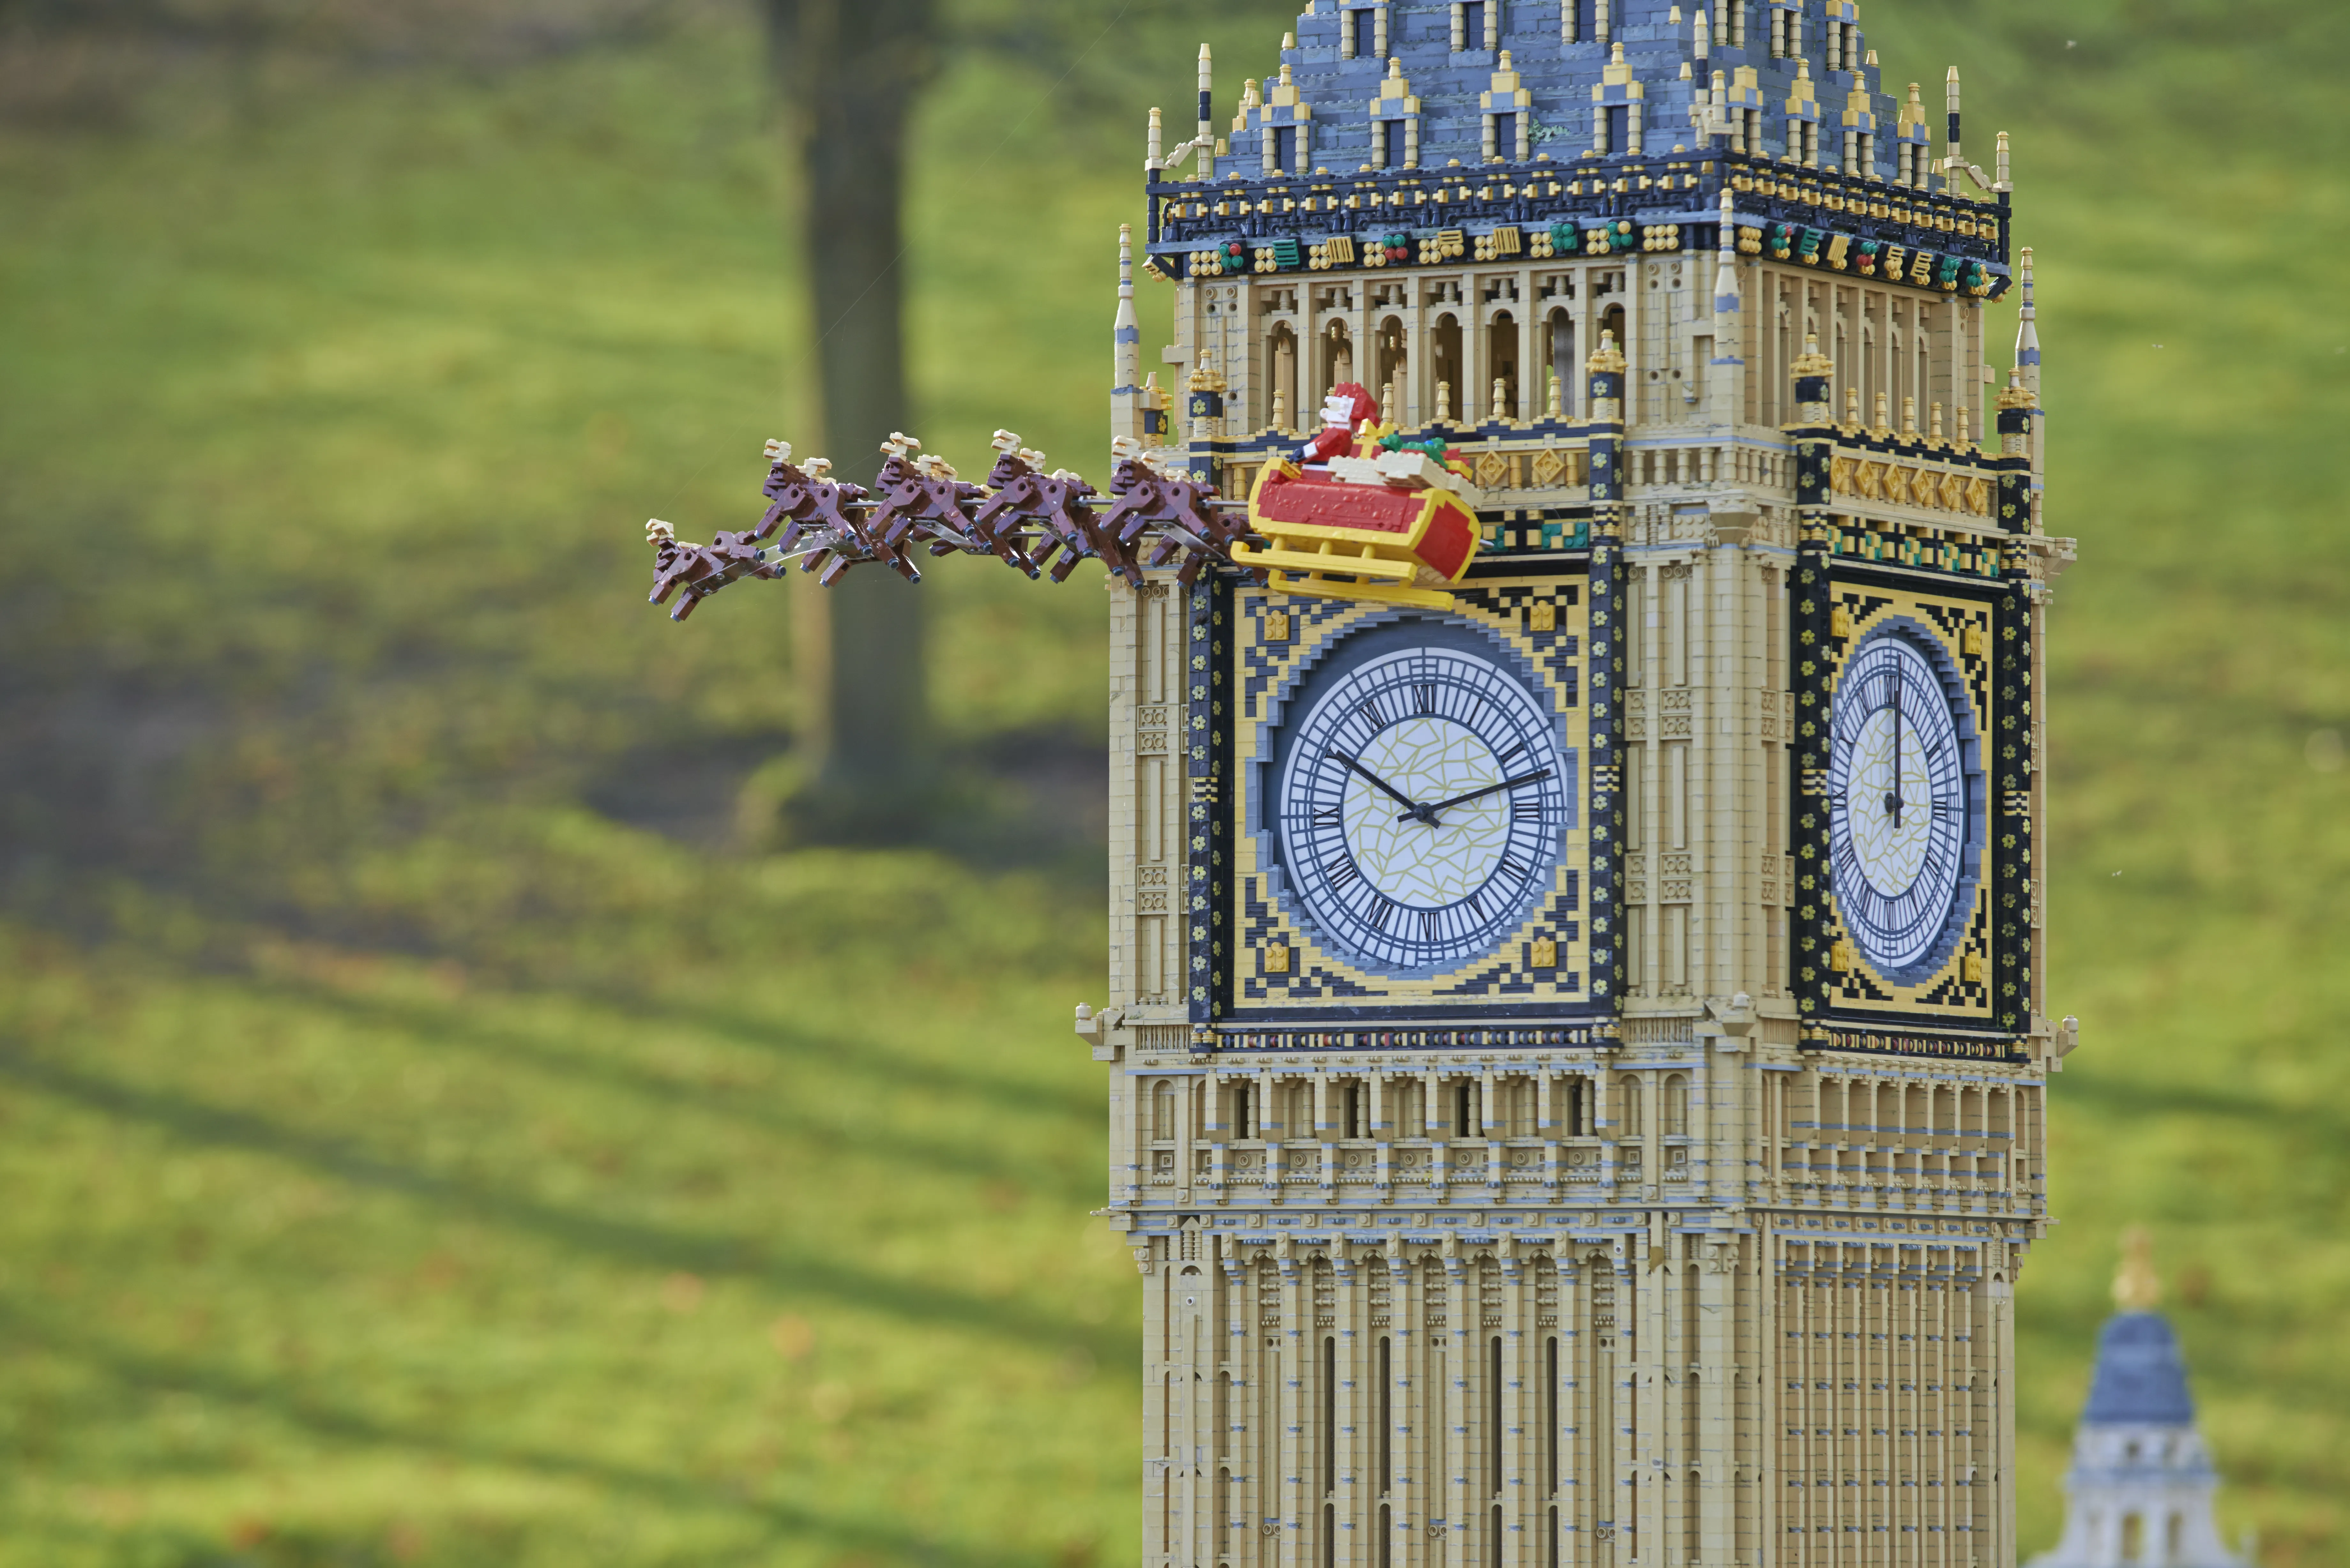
[1399,767,1556,821]
[1328,748,1437,824]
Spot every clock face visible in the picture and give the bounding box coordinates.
[1272,622,1568,975]
[1825,624,1980,979]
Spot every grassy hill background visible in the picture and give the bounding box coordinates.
[0,0,2345,1563]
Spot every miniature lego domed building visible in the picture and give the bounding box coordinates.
[2029,1232,2253,1568]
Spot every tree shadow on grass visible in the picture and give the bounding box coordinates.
[0,1042,1126,1368]
[0,1293,1020,1568]
[246,971,1102,1208]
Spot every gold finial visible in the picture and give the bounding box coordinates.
[1844,387,1861,426]
[1791,331,1832,378]
[1929,401,1945,441]
[1995,365,2039,411]
[1872,390,1892,436]
[1435,379,1454,421]
[2114,1226,2162,1312]
[1586,328,1627,375]
[1901,395,1918,437]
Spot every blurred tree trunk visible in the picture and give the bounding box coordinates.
[763,0,937,838]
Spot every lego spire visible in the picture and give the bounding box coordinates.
[1196,44,1213,179]
[2113,1226,2162,1313]
[2014,246,2041,392]
[1713,189,1741,318]
[2015,245,2044,527]
[1708,192,1744,422]
[1112,225,1144,450]
[1944,65,1962,176]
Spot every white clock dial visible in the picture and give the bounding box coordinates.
[1274,631,1567,974]
[1825,627,1978,978]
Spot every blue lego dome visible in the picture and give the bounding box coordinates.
[2080,1311,2197,1427]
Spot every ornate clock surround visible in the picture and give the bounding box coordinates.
[1215,569,1607,1027]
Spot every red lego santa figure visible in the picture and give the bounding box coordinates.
[1299,382,1380,466]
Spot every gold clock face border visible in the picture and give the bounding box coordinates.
[1817,579,2001,1027]
[1225,576,1594,1019]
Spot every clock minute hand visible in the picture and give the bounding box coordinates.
[1884,679,1905,828]
[1329,748,1437,824]
[1404,767,1556,820]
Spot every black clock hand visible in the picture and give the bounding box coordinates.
[1884,677,1905,828]
[1328,748,1437,824]
[1398,767,1556,821]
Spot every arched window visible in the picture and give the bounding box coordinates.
[1861,320,1879,417]
[1487,310,1520,419]
[1268,321,1300,431]
[1616,1075,1644,1137]
[1599,303,1627,370]
[1376,317,1409,418]
[1322,320,1355,410]
[1914,325,1933,426]
[1547,309,1576,416]
[2120,1511,2144,1562]
[1152,1081,1177,1141]
[1431,313,1464,419]
[1663,1074,1690,1137]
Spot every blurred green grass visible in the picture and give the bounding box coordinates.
[0,2,2346,1563]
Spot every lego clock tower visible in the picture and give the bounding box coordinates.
[1085,4,2074,1566]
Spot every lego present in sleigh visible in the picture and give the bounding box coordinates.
[1232,381,1486,612]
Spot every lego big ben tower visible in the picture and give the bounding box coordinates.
[644,3,2076,1563]
[1088,7,2070,1567]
